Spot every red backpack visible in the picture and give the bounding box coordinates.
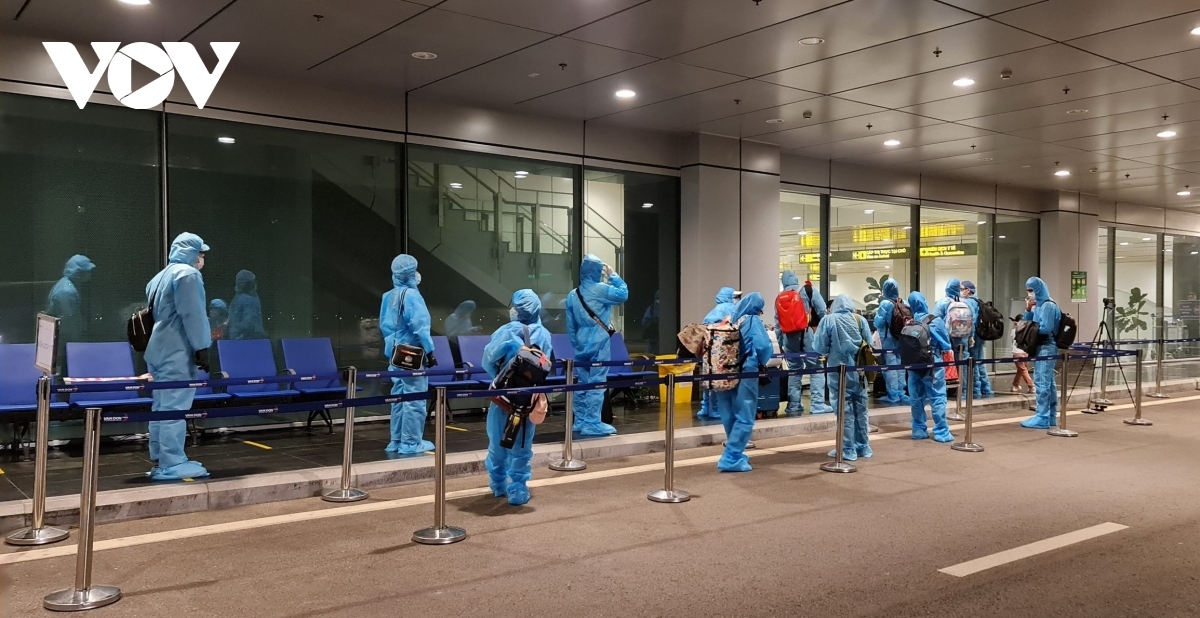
[775,290,809,334]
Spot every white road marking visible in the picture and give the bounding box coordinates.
[939,522,1129,577]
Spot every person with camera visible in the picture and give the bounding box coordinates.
[380,254,437,455]
[565,254,628,436]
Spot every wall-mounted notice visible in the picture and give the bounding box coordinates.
[35,313,59,375]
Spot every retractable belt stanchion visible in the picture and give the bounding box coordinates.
[44,407,121,612]
[413,387,466,545]
[1048,352,1078,438]
[1148,338,1169,398]
[648,372,690,503]
[820,365,856,473]
[323,367,368,503]
[1125,348,1153,426]
[7,375,70,546]
[549,359,586,472]
[947,345,966,422]
[951,356,984,452]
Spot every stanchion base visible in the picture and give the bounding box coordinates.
[1047,428,1079,437]
[647,489,691,503]
[1123,418,1153,426]
[322,488,369,503]
[1081,408,1103,415]
[820,461,857,473]
[5,526,69,546]
[946,413,966,422]
[950,442,985,452]
[549,458,587,472]
[412,526,467,545]
[1091,398,1113,406]
[1148,393,1169,399]
[868,424,880,434]
[44,586,121,612]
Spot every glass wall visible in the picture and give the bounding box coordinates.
[1113,229,1159,341]
[918,207,986,304]
[778,192,822,289]
[828,197,911,313]
[1165,234,1200,342]
[1098,227,1111,328]
[993,214,1040,319]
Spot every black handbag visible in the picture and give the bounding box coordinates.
[127,278,162,353]
[389,289,426,370]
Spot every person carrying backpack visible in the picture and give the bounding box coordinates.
[934,278,975,364]
[715,293,774,473]
[814,294,874,461]
[697,287,738,420]
[774,271,829,416]
[960,281,996,398]
[1020,277,1062,429]
[482,289,553,506]
[905,291,955,443]
[871,278,910,405]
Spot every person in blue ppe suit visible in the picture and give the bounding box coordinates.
[715,293,773,472]
[640,291,661,352]
[46,254,96,344]
[933,278,971,362]
[565,254,628,436]
[907,291,955,443]
[228,269,268,340]
[696,287,738,421]
[872,278,910,405]
[444,300,480,338]
[208,299,229,341]
[144,233,211,481]
[1021,277,1062,429]
[380,254,437,454]
[775,271,829,415]
[961,281,995,398]
[815,294,874,460]
[482,289,553,506]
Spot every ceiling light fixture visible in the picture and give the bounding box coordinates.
[791,216,802,220]
[1192,251,1199,255]
[766,118,784,124]
[1142,237,1153,241]
[798,37,825,45]
[119,0,151,4]
[1179,187,1192,196]
[798,231,808,236]
[1119,242,1129,246]
[449,182,463,189]
[411,51,437,60]
[902,226,912,230]
[1065,109,1088,115]
[1158,130,1177,138]
[953,77,975,87]
[864,209,875,214]
[884,139,901,146]
[615,89,636,98]
[514,171,528,178]
[528,73,540,78]
[642,203,653,208]
[998,235,1006,239]
[1055,169,1070,177]
[977,221,986,225]
[217,136,235,144]
[1192,27,1200,35]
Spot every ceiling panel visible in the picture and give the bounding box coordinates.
[1096,136,1200,158]
[1132,149,1200,166]
[933,1,1049,16]
[991,0,1198,41]
[1133,49,1200,82]
[956,83,1200,132]
[669,0,974,78]
[188,0,427,75]
[697,96,885,138]
[1069,10,1200,63]
[435,0,644,35]
[565,0,846,59]
[1010,101,1200,142]
[1053,119,1200,151]
[771,111,951,152]
[596,79,818,130]
[4,0,230,42]
[794,122,991,160]
[843,134,1066,169]
[759,19,1049,95]
[903,65,1168,122]
[836,44,1109,110]
[515,61,742,120]
[413,38,656,106]
[309,8,552,94]
[1165,161,1200,174]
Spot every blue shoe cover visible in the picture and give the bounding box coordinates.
[576,422,617,437]
[490,484,507,498]
[717,458,753,472]
[390,440,434,455]
[151,460,209,481]
[857,446,874,458]
[932,430,954,443]
[507,483,530,506]
[912,428,929,440]
[1020,415,1052,429]
[809,407,834,415]
[827,449,857,461]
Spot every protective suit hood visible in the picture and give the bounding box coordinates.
[454,300,476,315]
[1026,276,1051,303]
[234,269,257,294]
[510,289,541,325]
[391,254,419,289]
[168,233,208,267]
[733,292,765,321]
[882,279,900,300]
[714,287,735,304]
[781,270,800,290]
[944,278,961,301]
[830,294,855,314]
[63,255,95,281]
[908,291,930,314]
[580,254,604,283]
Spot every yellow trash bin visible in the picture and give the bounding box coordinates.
[657,355,696,405]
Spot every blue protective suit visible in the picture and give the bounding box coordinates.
[483,290,552,506]
[380,255,436,454]
[775,271,829,415]
[715,293,773,472]
[444,300,478,337]
[933,278,972,361]
[565,254,628,436]
[697,287,737,421]
[145,234,211,481]
[872,279,910,404]
[46,254,95,343]
[907,291,955,443]
[815,295,873,460]
[962,291,995,398]
[228,270,267,340]
[1021,277,1062,429]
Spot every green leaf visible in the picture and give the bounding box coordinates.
[880,273,890,284]
[866,276,880,290]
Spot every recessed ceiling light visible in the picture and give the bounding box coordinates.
[1158,130,1177,138]
[217,136,235,144]
[798,37,825,45]
[884,139,901,146]
[615,89,636,99]
[1192,251,1199,255]
[1142,237,1153,241]
[766,118,784,124]
[864,209,875,214]
[998,235,1006,239]
[953,77,975,87]
[411,51,437,60]
[528,73,540,78]
[449,182,463,189]
[1192,27,1200,35]
[798,231,807,236]
[1119,242,1129,246]
[902,226,912,230]
[119,0,150,4]
[642,203,653,208]
[1066,109,1089,115]
[977,221,986,225]
[1055,170,1071,177]
[791,216,802,220]
[1179,189,1192,196]
[1166,249,1173,253]
[979,157,994,161]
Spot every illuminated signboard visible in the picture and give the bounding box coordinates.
[829,243,977,262]
[919,244,974,258]
[797,253,821,263]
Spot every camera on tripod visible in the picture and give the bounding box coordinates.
[1102,297,1115,308]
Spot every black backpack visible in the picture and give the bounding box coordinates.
[975,300,1005,341]
[898,315,936,365]
[1014,320,1041,356]
[489,326,552,414]
[888,300,913,339]
[1050,302,1077,349]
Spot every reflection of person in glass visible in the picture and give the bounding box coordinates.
[641,290,661,352]
[444,300,480,337]
[228,269,267,340]
[46,254,95,342]
[208,299,229,341]
[145,233,212,481]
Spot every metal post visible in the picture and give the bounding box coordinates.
[1148,338,1169,398]
[323,367,367,503]
[821,365,856,473]
[413,388,467,544]
[1125,348,1153,426]
[649,373,690,502]
[1049,353,1078,437]
[550,359,586,472]
[43,408,121,612]
[952,356,984,452]
[7,376,69,546]
[947,345,966,421]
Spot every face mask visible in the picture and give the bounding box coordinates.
[509,308,519,322]
[1027,291,1035,301]
[196,254,206,271]
[414,272,422,285]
